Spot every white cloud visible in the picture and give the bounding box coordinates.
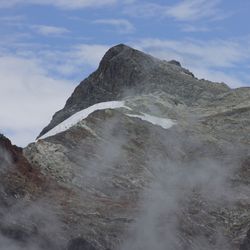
[0,0,117,9]
[133,38,250,87]
[0,43,111,146]
[1,37,249,146]
[181,25,210,33]
[135,38,249,68]
[94,19,135,34]
[189,67,246,88]
[0,55,75,146]
[124,0,226,22]
[71,44,110,67]
[42,0,117,9]
[32,44,109,77]
[0,15,25,23]
[123,3,163,18]
[0,0,19,8]
[32,25,69,36]
[165,0,222,21]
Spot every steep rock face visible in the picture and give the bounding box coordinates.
[38,44,230,138]
[0,133,44,196]
[0,134,82,249]
[24,45,250,249]
[240,229,250,250]
[25,103,250,249]
[0,134,48,249]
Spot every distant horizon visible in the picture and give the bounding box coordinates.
[0,0,250,146]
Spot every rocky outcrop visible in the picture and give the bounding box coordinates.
[0,135,71,249]
[240,229,250,250]
[0,134,47,248]
[21,45,250,249]
[26,101,250,250]
[38,44,230,138]
[67,238,98,250]
[0,133,44,197]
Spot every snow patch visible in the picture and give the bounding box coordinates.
[39,101,128,139]
[127,113,175,129]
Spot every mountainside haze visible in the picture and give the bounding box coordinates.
[1,44,250,250]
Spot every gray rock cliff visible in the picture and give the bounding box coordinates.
[20,44,250,249]
[38,44,229,138]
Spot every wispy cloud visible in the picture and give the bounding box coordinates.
[0,0,117,9]
[1,34,250,146]
[165,0,222,21]
[93,18,135,34]
[0,15,25,23]
[124,0,227,22]
[123,3,162,18]
[0,54,74,146]
[72,44,110,67]
[181,25,210,33]
[133,38,250,87]
[31,44,110,77]
[136,38,248,68]
[0,43,110,145]
[32,25,70,36]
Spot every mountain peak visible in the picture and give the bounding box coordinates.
[38,44,230,138]
[98,43,157,73]
[103,43,131,58]
[22,45,250,250]
[168,60,182,67]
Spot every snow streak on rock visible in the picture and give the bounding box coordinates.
[127,113,176,130]
[39,101,129,139]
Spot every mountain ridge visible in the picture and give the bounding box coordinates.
[38,43,233,138]
[3,44,248,249]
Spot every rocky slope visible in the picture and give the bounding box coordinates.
[0,134,94,249]
[0,134,48,248]
[38,44,230,138]
[3,44,250,249]
[0,133,43,199]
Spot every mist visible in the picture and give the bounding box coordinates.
[0,143,67,250]
[117,124,247,250]
[59,109,249,250]
[5,98,250,250]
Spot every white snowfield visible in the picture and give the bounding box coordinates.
[39,101,176,140]
[127,113,175,129]
[39,101,128,139]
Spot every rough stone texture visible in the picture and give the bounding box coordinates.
[240,229,250,250]
[0,135,54,249]
[168,60,182,67]
[0,134,44,196]
[67,237,98,250]
[10,44,250,249]
[38,44,229,138]
[25,92,250,249]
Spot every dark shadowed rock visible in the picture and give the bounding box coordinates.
[0,226,31,242]
[168,59,182,67]
[67,238,97,250]
[0,134,33,174]
[0,133,44,197]
[0,134,61,250]
[241,229,250,250]
[38,44,229,138]
[22,45,250,250]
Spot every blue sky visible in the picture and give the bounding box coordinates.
[0,0,250,146]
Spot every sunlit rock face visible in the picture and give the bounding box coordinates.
[2,44,250,249]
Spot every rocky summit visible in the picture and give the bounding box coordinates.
[38,44,229,138]
[1,44,250,249]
